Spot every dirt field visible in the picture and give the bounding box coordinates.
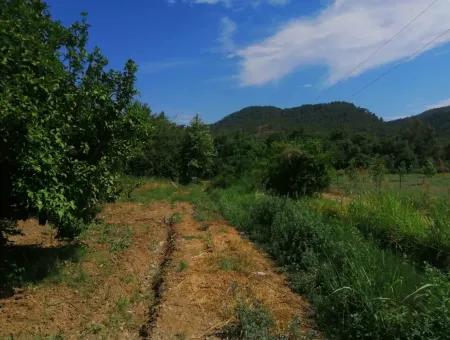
[0,202,170,339]
[0,184,317,339]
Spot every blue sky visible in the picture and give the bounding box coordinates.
[47,0,450,124]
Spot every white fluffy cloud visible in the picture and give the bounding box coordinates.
[427,98,450,110]
[237,0,450,86]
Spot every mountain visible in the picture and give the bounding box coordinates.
[211,102,450,139]
[211,102,385,136]
[388,106,450,139]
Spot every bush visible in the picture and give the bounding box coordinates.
[266,145,330,197]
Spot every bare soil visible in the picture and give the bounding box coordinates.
[1,188,317,339]
[0,202,171,339]
[149,203,317,339]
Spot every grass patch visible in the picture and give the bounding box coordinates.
[331,172,450,198]
[177,260,189,272]
[211,184,450,339]
[345,193,450,269]
[217,253,250,273]
[95,221,133,253]
[166,212,183,226]
[182,235,202,240]
[220,299,304,340]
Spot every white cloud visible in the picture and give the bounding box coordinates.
[219,17,237,55]
[427,98,450,110]
[237,0,450,86]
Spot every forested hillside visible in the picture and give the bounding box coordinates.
[212,101,450,140]
[388,105,450,139]
[211,102,385,136]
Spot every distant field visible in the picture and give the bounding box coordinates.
[330,172,450,198]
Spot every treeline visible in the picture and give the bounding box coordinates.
[128,110,449,190]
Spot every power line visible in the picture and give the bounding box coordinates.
[314,0,440,103]
[346,0,440,79]
[350,28,450,99]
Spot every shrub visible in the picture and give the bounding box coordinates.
[266,145,330,197]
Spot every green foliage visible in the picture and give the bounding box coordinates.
[222,301,274,340]
[266,144,330,197]
[180,115,216,183]
[422,158,437,178]
[368,158,386,189]
[347,193,450,269]
[212,185,450,339]
[177,260,188,272]
[397,161,408,188]
[0,1,147,238]
[211,102,449,173]
[127,109,184,179]
[212,102,385,136]
[213,132,267,188]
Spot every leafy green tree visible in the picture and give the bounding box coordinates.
[213,133,267,188]
[180,115,216,183]
[422,159,437,184]
[369,158,386,190]
[0,0,144,239]
[397,161,408,189]
[266,144,330,197]
[127,108,184,179]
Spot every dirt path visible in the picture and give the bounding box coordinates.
[1,189,317,338]
[0,202,172,339]
[148,203,317,339]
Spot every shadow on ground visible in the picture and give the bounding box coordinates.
[0,243,82,299]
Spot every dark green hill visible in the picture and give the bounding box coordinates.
[211,102,385,136]
[388,106,450,139]
[211,102,450,139]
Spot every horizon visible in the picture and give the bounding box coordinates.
[47,0,450,124]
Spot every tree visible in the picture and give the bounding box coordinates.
[180,115,216,183]
[0,1,144,239]
[422,159,437,184]
[266,144,330,197]
[127,108,183,179]
[369,158,387,190]
[397,161,408,189]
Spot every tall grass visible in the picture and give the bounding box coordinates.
[346,193,450,269]
[211,185,450,339]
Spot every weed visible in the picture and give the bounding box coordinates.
[221,301,274,340]
[177,260,188,272]
[166,212,183,226]
[204,231,214,252]
[182,235,202,240]
[110,228,133,253]
[96,222,133,253]
[217,254,248,272]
